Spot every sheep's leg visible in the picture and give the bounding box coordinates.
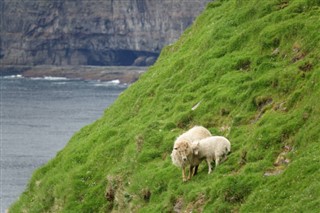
[207,158,212,174]
[221,153,228,163]
[221,154,227,163]
[194,165,199,176]
[189,165,199,178]
[182,167,187,182]
[188,165,194,180]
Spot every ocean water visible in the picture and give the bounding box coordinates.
[0,75,126,212]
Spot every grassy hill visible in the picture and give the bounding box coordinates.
[10,0,320,212]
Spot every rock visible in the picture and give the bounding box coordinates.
[145,56,157,66]
[264,169,284,176]
[133,56,147,66]
[264,145,292,177]
[174,198,184,213]
[1,65,148,84]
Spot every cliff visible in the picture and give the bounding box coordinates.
[0,0,210,66]
[9,0,320,212]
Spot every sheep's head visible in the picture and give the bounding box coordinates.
[174,140,192,162]
[192,141,200,155]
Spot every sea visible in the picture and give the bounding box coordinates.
[0,75,127,212]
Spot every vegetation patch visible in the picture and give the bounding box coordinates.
[10,0,320,212]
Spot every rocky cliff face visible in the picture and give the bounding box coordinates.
[0,0,211,66]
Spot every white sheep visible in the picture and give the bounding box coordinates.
[192,136,231,174]
[170,126,212,181]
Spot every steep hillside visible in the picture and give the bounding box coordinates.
[10,0,320,212]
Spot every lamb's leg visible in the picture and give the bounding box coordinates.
[215,156,220,168]
[207,158,212,174]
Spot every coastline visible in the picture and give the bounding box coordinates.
[0,65,148,84]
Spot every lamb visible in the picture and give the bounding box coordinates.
[170,126,212,181]
[192,136,231,174]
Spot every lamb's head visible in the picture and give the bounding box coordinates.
[174,140,192,162]
[191,141,200,155]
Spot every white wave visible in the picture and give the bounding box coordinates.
[29,76,69,81]
[109,79,120,84]
[94,79,121,87]
[3,74,23,79]
[43,76,69,81]
[30,77,44,80]
[94,83,112,87]
[52,82,67,85]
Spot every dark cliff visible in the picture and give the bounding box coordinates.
[0,0,211,66]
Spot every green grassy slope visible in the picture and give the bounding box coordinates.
[10,0,320,212]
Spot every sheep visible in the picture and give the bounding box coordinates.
[192,136,231,174]
[170,126,212,181]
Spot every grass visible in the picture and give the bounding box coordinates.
[10,0,320,212]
